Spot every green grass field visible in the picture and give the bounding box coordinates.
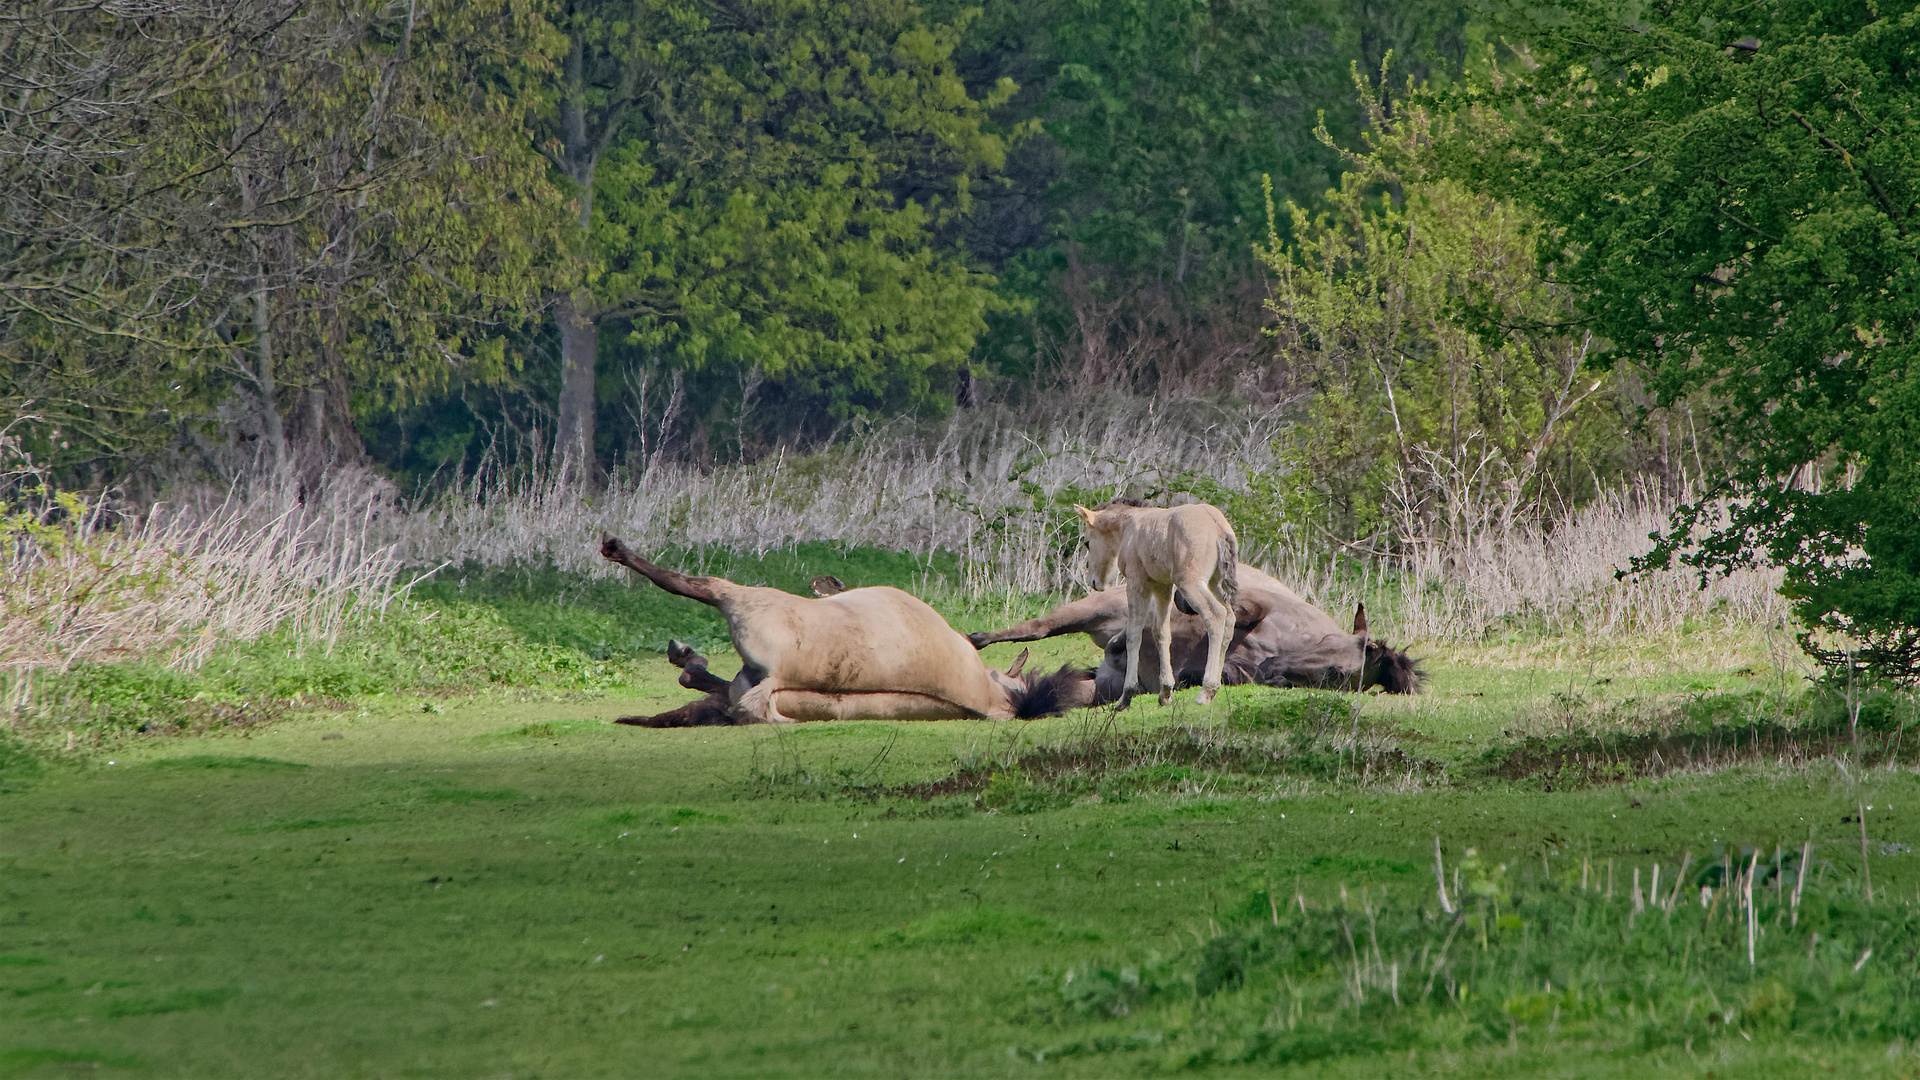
[4,552,1919,1077]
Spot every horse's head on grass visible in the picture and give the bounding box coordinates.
[1364,640,1425,694]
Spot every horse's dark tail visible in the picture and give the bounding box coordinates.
[1215,535,1239,611]
[1366,642,1426,694]
[1010,665,1097,718]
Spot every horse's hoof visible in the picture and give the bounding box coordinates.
[1196,688,1217,705]
[1158,690,1173,706]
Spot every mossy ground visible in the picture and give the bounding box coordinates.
[3,555,1917,1077]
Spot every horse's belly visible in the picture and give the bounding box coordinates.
[772,690,990,722]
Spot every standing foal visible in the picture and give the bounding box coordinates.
[1073,500,1238,707]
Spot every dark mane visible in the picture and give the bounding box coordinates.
[1094,497,1148,510]
[1009,665,1097,718]
[1365,641,1425,694]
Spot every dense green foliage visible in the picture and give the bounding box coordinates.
[1441,0,1920,670]
[958,0,1474,389]
[1255,90,1629,550]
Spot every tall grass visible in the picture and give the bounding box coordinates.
[1390,478,1787,641]
[398,402,1781,643]
[399,397,1287,596]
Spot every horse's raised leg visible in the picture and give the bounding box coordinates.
[666,639,730,694]
[1152,585,1177,706]
[1181,575,1232,705]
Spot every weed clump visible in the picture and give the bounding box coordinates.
[1485,687,1920,790]
[1227,691,1355,732]
[1033,860,1918,1066]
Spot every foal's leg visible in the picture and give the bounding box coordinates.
[1179,574,1232,705]
[1117,585,1151,711]
[1152,583,1178,706]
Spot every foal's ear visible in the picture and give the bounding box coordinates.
[1073,503,1096,525]
[1352,602,1368,636]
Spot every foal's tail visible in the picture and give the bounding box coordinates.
[1214,535,1239,611]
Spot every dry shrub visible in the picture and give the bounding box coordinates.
[1,468,407,681]
[1390,478,1786,641]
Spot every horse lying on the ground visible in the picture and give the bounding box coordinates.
[600,537,1094,726]
[1074,499,1238,707]
[967,563,1422,699]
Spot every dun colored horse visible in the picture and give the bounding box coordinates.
[600,537,1092,725]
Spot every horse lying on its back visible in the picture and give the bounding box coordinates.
[600,537,1094,725]
[968,563,1422,699]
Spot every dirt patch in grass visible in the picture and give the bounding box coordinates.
[892,718,1444,811]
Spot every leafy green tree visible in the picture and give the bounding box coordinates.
[1256,82,1618,554]
[1445,0,1920,672]
[199,0,567,488]
[535,0,1009,471]
[1,0,567,488]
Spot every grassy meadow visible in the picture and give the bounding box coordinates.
[4,547,1920,1078]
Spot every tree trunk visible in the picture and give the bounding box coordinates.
[252,268,286,481]
[555,290,598,482]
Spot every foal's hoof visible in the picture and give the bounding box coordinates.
[1196,687,1217,706]
[1158,690,1173,706]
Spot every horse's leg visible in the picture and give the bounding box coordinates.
[615,690,734,727]
[666,640,731,694]
[1152,584,1177,706]
[967,592,1127,650]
